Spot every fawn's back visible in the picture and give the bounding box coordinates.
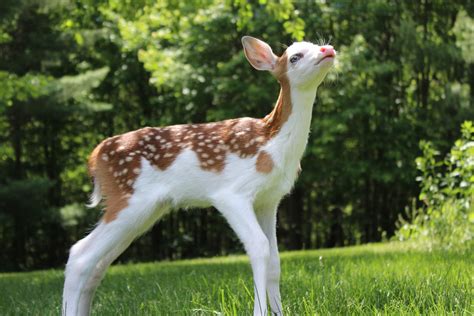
[89,116,294,222]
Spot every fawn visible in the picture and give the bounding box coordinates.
[62,36,336,316]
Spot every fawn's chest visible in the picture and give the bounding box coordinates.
[254,140,306,202]
[253,109,313,203]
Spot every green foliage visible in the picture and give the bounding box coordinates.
[0,178,55,269]
[0,0,473,270]
[0,178,52,218]
[396,122,474,251]
[59,203,87,227]
[453,9,474,64]
[0,243,471,314]
[55,67,112,111]
[0,72,52,107]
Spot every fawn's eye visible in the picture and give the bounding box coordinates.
[290,53,303,64]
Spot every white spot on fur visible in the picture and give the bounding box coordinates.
[255,136,265,143]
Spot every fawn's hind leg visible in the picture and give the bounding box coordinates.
[63,201,170,316]
[75,236,129,316]
[77,205,170,315]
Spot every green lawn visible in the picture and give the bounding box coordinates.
[0,243,472,315]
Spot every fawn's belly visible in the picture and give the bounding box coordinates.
[135,148,299,208]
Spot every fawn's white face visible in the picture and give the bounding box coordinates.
[242,36,336,90]
[284,41,336,89]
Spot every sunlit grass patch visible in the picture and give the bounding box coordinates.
[0,243,471,315]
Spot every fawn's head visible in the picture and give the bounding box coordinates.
[242,36,336,90]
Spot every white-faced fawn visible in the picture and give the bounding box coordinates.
[62,36,336,316]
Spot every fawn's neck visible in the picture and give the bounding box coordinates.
[264,82,317,168]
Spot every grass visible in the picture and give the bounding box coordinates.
[0,242,472,315]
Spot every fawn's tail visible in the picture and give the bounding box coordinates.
[86,142,104,208]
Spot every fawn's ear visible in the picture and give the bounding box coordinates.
[242,36,278,71]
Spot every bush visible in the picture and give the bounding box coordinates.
[396,121,474,251]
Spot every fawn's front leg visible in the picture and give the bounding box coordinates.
[257,203,283,315]
[213,194,269,316]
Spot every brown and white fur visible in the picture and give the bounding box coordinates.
[62,36,336,316]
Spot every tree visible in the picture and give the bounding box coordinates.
[0,0,472,271]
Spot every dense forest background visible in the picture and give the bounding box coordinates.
[0,0,472,271]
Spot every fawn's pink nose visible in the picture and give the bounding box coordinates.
[320,45,335,56]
